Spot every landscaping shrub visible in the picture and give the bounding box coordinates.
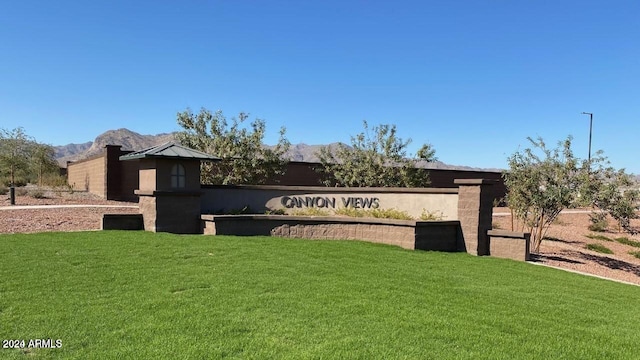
[585,243,613,254]
[629,251,640,259]
[369,208,413,220]
[334,207,414,220]
[264,209,286,215]
[588,212,608,232]
[41,173,69,188]
[614,237,640,248]
[420,209,444,221]
[585,234,613,242]
[291,208,331,216]
[0,185,7,195]
[29,189,46,199]
[334,207,367,217]
[15,187,28,196]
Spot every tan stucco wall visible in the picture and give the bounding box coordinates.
[201,185,459,220]
[67,154,107,197]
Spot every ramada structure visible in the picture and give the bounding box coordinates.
[101,143,530,262]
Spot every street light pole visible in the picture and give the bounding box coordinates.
[581,112,593,164]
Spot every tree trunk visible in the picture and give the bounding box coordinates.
[535,213,545,253]
[510,208,514,231]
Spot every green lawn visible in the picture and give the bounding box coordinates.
[1,231,639,359]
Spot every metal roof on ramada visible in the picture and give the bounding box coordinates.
[119,142,219,161]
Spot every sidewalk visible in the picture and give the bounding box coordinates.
[0,204,139,211]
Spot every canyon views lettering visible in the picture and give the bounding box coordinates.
[281,196,380,209]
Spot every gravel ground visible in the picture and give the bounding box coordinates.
[0,190,139,233]
[2,191,639,285]
[493,208,640,286]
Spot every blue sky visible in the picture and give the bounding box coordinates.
[1,1,638,172]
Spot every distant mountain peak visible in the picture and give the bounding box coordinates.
[55,128,502,172]
[55,128,177,166]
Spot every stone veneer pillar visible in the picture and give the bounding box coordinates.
[135,158,203,234]
[454,179,494,256]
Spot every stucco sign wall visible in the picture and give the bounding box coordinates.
[201,185,459,220]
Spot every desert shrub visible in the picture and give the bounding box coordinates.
[492,222,501,229]
[369,208,413,220]
[420,209,444,221]
[15,187,28,196]
[629,251,640,259]
[291,208,330,216]
[29,189,46,199]
[0,185,7,195]
[614,237,640,248]
[334,207,414,220]
[585,234,612,242]
[2,178,28,187]
[588,212,608,232]
[264,209,286,215]
[334,207,367,217]
[585,243,613,254]
[41,173,68,188]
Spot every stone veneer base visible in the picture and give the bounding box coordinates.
[201,215,463,251]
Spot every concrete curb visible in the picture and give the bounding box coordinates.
[528,261,640,287]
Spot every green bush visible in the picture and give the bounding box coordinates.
[41,173,68,188]
[420,209,444,221]
[588,212,608,232]
[1,178,28,187]
[335,207,414,220]
[265,209,286,215]
[369,208,413,220]
[291,208,330,217]
[29,189,46,199]
[334,207,367,217]
[614,237,640,248]
[585,243,613,254]
[585,234,612,242]
[629,251,640,259]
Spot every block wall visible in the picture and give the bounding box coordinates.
[67,154,107,198]
[488,230,531,261]
[201,215,461,251]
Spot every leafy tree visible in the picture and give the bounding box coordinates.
[504,136,587,253]
[589,166,639,234]
[30,143,59,187]
[176,108,290,185]
[504,135,639,253]
[316,120,436,187]
[0,127,34,186]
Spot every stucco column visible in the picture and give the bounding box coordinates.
[455,179,494,256]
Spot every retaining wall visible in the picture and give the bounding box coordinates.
[202,215,462,251]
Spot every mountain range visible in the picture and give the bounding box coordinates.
[54,128,501,172]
